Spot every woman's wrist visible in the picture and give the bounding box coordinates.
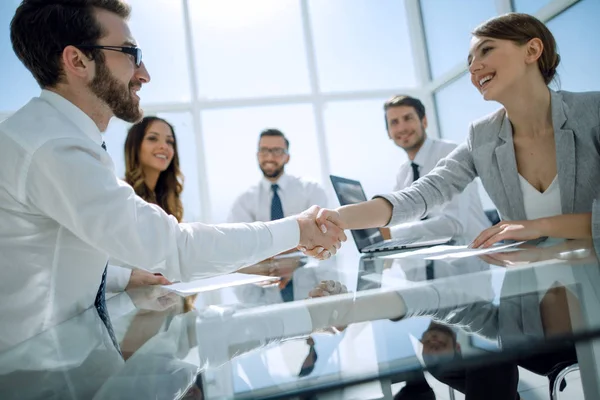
[534,217,551,237]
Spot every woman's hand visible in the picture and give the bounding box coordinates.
[470,220,544,248]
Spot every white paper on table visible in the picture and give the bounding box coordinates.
[161,273,279,295]
[380,241,526,260]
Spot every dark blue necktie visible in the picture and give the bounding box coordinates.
[425,260,434,280]
[96,141,120,353]
[411,162,420,182]
[411,162,428,220]
[270,184,284,221]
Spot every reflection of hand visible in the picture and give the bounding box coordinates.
[470,220,543,248]
[308,280,348,298]
[127,286,180,311]
[297,206,347,260]
[125,268,172,290]
[479,239,594,267]
[268,258,302,289]
[308,280,349,333]
[239,257,303,289]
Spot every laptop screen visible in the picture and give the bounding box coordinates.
[329,175,384,252]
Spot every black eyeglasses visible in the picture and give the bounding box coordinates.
[74,45,142,67]
[258,147,287,157]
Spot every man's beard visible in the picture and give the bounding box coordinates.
[260,164,284,179]
[88,59,143,123]
[399,124,426,152]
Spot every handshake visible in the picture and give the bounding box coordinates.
[295,205,348,260]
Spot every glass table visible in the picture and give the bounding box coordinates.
[1,238,599,399]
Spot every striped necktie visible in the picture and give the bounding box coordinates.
[96,141,121,353]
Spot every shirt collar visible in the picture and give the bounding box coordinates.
[39,89,104,147]
[412,136,433,167]
[261,172,290,192]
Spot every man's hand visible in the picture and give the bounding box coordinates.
[308,280,348,298]
[125,268,172,290]
[297,206,347,260]
[308,280,349,332]
[127,286,180,311]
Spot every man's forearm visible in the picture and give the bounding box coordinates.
[338,198,393,230]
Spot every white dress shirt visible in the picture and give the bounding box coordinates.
[107,264,133,293]
[0,90,300,351]
[390,137,491,244]
[227,173,329,223]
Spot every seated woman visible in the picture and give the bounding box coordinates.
[107,116,185,292]
[308,11,597,399]
[313,12,600,252]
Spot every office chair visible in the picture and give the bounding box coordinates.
[548,361,578,400]
[484,209,501,225]
[447,361,579,400]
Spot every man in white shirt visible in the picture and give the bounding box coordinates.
[381,95,491,244]
[228,128,329,224]
[0,0,344,352]
[228,129,329,302]
[379,95,491,399]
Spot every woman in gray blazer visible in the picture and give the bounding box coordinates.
[309,12,600,254]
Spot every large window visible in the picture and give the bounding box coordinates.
[420,0,497,79]
[127,0,192,104]
[547,0,600,92]
[189,0,311,100]
[309,0,417,92]
[0,0,591,221]
[512,0,553,15]
[324,99,406,199]
[0,0,39,112]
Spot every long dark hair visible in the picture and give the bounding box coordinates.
[124,116,184,222]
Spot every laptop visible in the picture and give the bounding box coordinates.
[329,175,452,254]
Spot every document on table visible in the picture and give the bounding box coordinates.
[380,241,526,260]
[161,273,279,295]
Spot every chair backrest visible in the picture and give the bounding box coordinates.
[484,209,500,225]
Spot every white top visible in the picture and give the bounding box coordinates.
[390,137,491,244]
[227,173,328,223]
[519,174,562,220]
[0,90,300,352]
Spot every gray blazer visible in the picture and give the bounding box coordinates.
[379,90,600,234]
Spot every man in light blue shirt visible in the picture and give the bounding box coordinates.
[381,95,491,245]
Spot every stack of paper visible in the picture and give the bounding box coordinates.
[161,273,279,295]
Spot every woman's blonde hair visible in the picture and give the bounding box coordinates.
[124,116,184,222]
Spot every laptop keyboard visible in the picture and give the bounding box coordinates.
[364,238,419,252]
